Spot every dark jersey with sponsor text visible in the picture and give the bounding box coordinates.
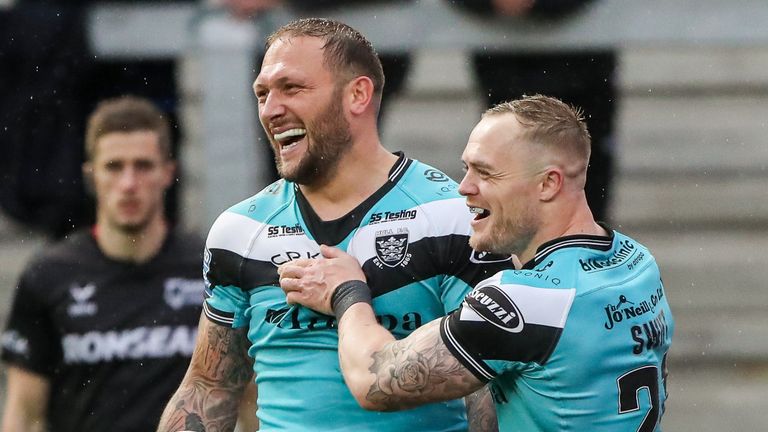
[441,229,674,431]
[1,229,204,432]
[204,153,512,431]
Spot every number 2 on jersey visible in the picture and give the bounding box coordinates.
[616,355,668,432]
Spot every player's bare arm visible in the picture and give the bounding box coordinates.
[465,386,498,432]
[337,305,485,411]
[1,366,50,432]
[280,246,486,410]
[157,315,253,432]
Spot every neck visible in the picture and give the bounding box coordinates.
[299,136,398,221]
[95,213,168,263]
[519,194,606,264]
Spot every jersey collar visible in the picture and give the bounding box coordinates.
[522,222,614,269]
[294,152,411,246]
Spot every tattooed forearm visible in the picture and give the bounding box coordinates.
[355,320,483,411]
[200,325,253,385]
[466,386,498,432]
[157,318,253,432]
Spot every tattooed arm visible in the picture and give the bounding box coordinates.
[278,245,486,412]
[465,386,499,432]
[336,304,485,412]
[157,315,254,432]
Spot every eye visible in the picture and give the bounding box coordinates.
[475,168,492,180]
[104,160,123,172]
[284,83,303,94]
[135,160,156,172]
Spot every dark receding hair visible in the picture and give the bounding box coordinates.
[265,18,385,98]
[85,96,172,161]
[485,94,592,172]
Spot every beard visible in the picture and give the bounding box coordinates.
[469,205,539,257]
[274,86,353,186]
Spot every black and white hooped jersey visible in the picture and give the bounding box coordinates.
[441,228,674,431]
[204,153,512,431]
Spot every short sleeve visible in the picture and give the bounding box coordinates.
[1,271,60,376]
[439,274,576,381]
[203,246,251,328]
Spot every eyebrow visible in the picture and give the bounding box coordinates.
[466,159,495,172]
[255,75,298,90]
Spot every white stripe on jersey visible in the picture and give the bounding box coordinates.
[472,281,576,329]
[206,211,319,262]
[465,272,576,328]
[203,301,235,326]
[206,212,264,254]
[389,156,409,181]
[535,238,612,262]
[348,197,472,261]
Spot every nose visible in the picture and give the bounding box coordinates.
[118,167,139,191]
[458,172,477,197]
[259,92,286,125]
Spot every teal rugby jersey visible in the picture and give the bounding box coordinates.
[441,229,674,432]
[203,153,512,431]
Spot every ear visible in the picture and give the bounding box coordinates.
[162,160,177,190]
[539,167,563,202]
[347,76,375,115]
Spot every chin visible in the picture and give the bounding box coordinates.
[469,235,489,253]
[109,214,150,232]
[471,234,510,256]
[118,221,146,233]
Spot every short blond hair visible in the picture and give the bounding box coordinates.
[485,94,591,168]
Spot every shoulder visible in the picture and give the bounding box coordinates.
[574,230,659,284]
[209,180,291,233]
[612,230,655,257]
[164,230,205,263]
[387,159,469,224]
[169,230,205,248]
[15,230,96,294]
[397,159,462,202]
[207,180,295,252]
[25,229,94,269]
[225,179,293,221]
[469,270,577,330]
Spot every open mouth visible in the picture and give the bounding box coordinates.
[469,206,490,220]
[274,128,307,150]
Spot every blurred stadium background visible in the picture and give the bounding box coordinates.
[2,1,767,429]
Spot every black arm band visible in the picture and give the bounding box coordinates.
[331,280,372,321]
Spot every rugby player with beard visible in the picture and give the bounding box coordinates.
[159,18,511,432]
[280,95,675,432]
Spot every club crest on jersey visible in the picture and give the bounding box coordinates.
[68,283,98,317]
[373,228,412,268]
[466,285,524,333]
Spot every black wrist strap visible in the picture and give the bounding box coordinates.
[331,280,372,321]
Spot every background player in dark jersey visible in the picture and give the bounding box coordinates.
[0,97,215,432]
[159,18,509,432]
[280,95,674,431]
